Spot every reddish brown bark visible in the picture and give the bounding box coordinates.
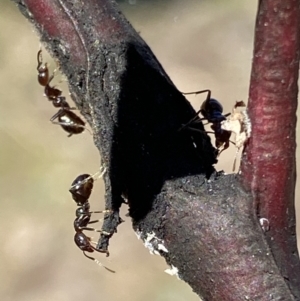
[240,0,300,292]
[11,0,300,300]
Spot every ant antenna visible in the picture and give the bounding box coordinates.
[83,251,115,273]
[182,89,211,99]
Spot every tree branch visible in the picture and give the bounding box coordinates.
[12,0,300,300]
[240,0,300,295]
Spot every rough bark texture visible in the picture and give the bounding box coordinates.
[11,0,300,300]
[240,0,300,296]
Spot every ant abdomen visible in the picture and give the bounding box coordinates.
[51,110,86,137]
[74,232,94,253]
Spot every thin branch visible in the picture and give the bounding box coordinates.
[240,0,300,295]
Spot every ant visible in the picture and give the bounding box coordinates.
[181,89,233,156]
[36,49,87,137]
[69,174,115,273]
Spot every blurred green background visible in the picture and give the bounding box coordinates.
[1,1,299,301]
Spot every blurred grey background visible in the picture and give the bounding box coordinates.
[0,1,299,301]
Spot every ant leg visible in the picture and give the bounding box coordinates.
[217,140,231,157]
[202,121,210,126]
[179,90,213,131]
[48,73,55,85]
[185,126,214,135]
[79,218,111,234]
[80,209,111,216]
[49,121,92,135]
[89,235,110,244]
[86,219,102,225]
[90,210,111,214]
[83,251,115,273]
[179,109,205,131]
[182,89,211,99]
[80,226,102,232]
[74,216,111,234]
[50,109,63,122]
[79,225,106,233]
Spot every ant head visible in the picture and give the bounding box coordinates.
[69,174,94,206]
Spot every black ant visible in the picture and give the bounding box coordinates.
[69,174,115,273]
[36,49,87,137]
[181,89,233,156]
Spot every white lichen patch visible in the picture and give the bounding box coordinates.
[158,243,169,253]
[221,101,250,149]
[165,265,180,279]
[221,101,251,171]
[135,231,180,277]
[259,217,270,232]
[138,231,169,255]
[135,230,142,240]
[144,232,156,255]
[241,110,252,138]
[145,232,156,242]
